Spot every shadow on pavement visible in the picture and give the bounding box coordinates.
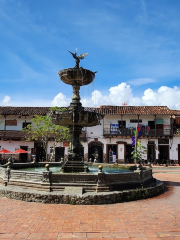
[163,180,180,187]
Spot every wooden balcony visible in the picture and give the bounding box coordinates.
[0,130,25,140]
[0,130,87,142]
[103,128,173,137]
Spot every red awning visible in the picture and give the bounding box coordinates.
[0,149,12,154]
[13,149,28,154]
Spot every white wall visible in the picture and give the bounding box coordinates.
[0,140,34,161]
[169,137,179,160]
[103,115,171,128]
[86,119,103,139]
[47,141,69,155]
[0,115,33,131]
[0,140,34,152]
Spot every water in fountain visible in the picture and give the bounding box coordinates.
[18,166,133,174]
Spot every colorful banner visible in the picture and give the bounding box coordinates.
[132,136,135,146]
[133,130,138,137]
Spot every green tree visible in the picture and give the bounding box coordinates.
[23,112,70,161]
[176,128,180,134]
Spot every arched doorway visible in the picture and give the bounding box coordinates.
[88,141,103,163]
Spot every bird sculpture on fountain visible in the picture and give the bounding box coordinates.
[68,49,89,68]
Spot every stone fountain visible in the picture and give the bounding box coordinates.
[51,50,103,172]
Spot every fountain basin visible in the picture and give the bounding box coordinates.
[59,68,95,86]
[0,163,154,192]
[51,110,102,127]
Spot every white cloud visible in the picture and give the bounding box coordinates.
[52,83,134,107]
[51,93,70,107]
[81,83,133,107]
[52,83,180,110]
[141,86,180,109]
[2,95,11,106]
[127,78,155,86]
[142,88,157,105]
[4,83,180,110]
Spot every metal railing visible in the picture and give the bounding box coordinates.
[103,128,173,137]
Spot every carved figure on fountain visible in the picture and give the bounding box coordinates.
[67,50,89,69]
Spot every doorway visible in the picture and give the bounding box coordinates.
[148,144,155,163]
[36,145,45,162]
[125,144,133,163]
[107,144,117,163]
[55,147,65,162]
[178,144,180,165]
[158,145,169,164]
[88,141,103,163]
[19,146,28,162]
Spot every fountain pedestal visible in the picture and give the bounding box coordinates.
[61,126,88,172]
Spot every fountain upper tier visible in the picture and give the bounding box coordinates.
[51,109,103,128]
[58,67,95,86]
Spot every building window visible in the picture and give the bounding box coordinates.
[148,121,155,128]
[118,120,126,128]
[130,119,142,123]
[22,122,31,129]
[5,120,17,126]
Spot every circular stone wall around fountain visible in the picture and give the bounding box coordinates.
[0,163,165,204]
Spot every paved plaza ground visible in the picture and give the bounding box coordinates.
[0,166,179,240]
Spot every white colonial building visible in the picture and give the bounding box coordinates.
[0,106,180,165]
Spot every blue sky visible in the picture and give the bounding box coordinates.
[1,0,180,109]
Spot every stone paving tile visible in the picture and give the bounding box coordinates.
[86,233,101,238]
[0,233,16,239]
[27,233,45,239]
[57,233,73,238]
[116,239,131,240]
[110,233,129,238]
[12,232,30,239]
[42,233,59,239]
[87,238,102,240]
[145,238,159,240]
[72,233,87,238]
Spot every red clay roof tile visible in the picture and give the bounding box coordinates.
[0,106,177,116]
